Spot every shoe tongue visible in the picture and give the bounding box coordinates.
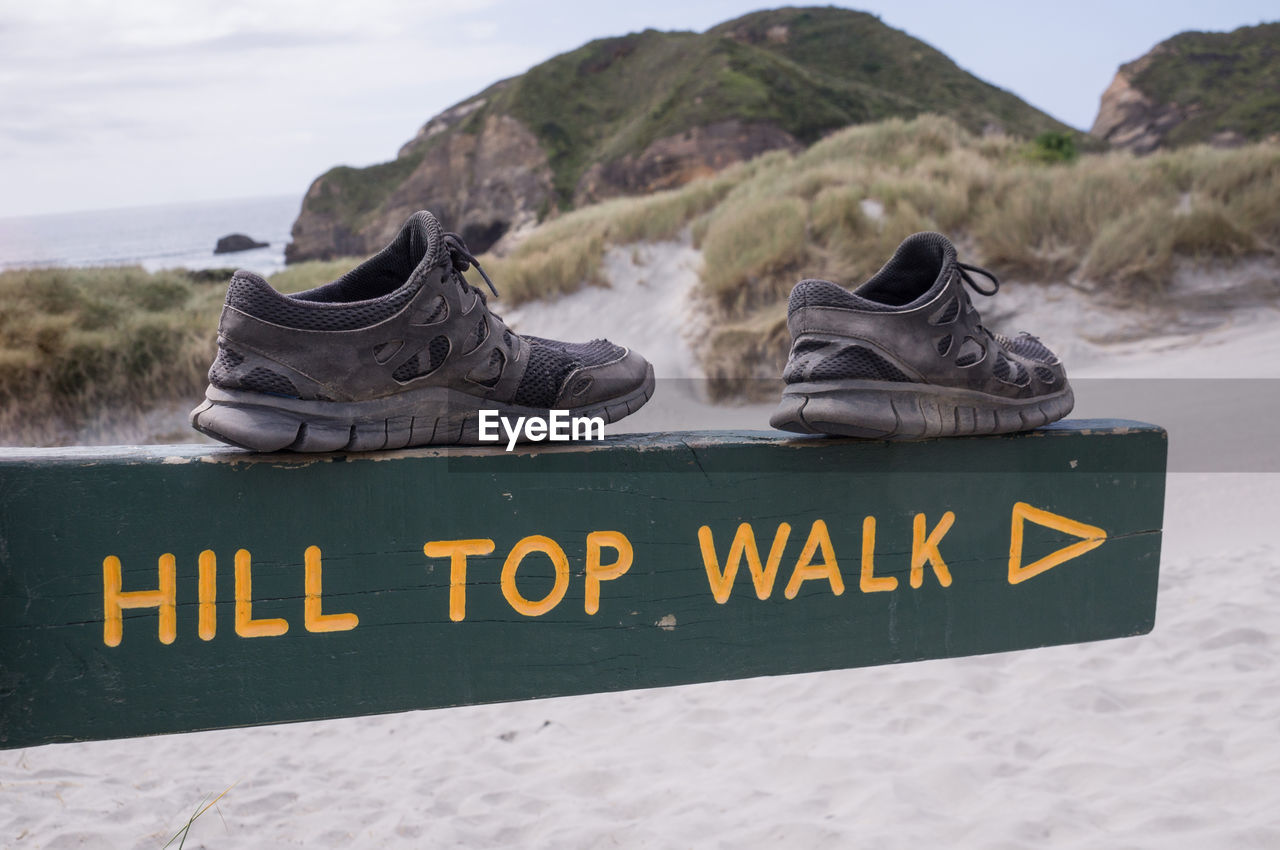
[856,231,957,307]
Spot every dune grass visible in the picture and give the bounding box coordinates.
[0,266,221,444]
[4,114,1279,441]
[477,161,755,304]
[684,117,1280,396]
[162,784,234,849]
[699,114,1279,301]
[0,260,360,445]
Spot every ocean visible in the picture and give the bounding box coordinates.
[0,194,300,276]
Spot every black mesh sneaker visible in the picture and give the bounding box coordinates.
[191,211,654,451]
[771,232,1072,439]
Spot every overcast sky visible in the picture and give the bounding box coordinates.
[1,0,1275,218]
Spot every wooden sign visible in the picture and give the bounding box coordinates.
[0,421,1166,750]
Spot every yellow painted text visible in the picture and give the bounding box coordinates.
[698,522,791,604]
[860,516,897,592]
[235,549,288,638]
[501,535,570,617]
[304,545,360,633]
[102,554,176,647]
[585,530,633,615]
[424,538,497,622]
[783,520,844,599]
[911,512,955,588]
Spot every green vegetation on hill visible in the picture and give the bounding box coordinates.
[317,6,1071,219]
[503,6,1078,201]
[707,8,1068,139]
[305,148,427,230]
[1129,22,1280,146]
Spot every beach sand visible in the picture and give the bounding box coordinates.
[3,242,1278,848]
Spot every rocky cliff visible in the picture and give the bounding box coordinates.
[287,6,1071,263]
[1092,22,1280,153]
[287,102,553,262]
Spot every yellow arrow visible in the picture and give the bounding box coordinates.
[1008,502,1107,585]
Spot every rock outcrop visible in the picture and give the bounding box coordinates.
[286,110,553,263]
[287,6,1072,263]
[1092,22,1280,153]
[575,120,800,205]
[214,234,268,254]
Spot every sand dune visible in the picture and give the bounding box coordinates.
[3,242,1279,848]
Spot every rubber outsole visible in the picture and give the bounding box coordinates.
[191,363,656,452]
[769,379,1074,440]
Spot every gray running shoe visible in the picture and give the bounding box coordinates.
[191,211,654,451]
[771,232,1072,439]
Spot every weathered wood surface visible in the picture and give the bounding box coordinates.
[0,421,1166,749]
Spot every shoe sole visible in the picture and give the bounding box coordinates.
[770,379,1074,440]
[190,363,656,452]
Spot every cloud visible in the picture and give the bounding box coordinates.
[0,0,538,215]
[180,28,350,54]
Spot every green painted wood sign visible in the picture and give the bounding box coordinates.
[0,420,1166,750]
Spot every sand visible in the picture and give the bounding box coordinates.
[3,242,1279,848]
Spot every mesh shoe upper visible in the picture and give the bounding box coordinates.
[782,232,1068,398]
[208,211,644,410]
[513,338,627,409]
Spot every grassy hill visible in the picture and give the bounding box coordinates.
[288,6,1073,262]
[1093,22,1280,151]
[486,7,1072,204]
[1133,23,1280,145]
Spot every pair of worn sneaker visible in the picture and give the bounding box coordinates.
[191,211,1071,451]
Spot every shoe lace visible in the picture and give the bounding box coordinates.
[442,232,516,348]
[442,232,500,299]
[955,260,1001,342]
[957,261,999,296]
